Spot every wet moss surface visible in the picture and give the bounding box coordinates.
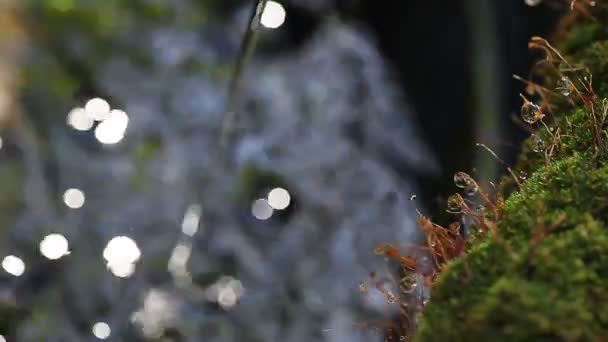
[415,5,608,341]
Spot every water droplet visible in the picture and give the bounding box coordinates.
[400,273,418,294]
[409,193,417,201]
[519,171,528,180]
[520,99,545,124]
[453,172,474,189]
[374,246,385,255]
[558,76,571,96]
[446,194,465,214]
[359,282,368,294]
[530,134,545,153]
[464,182,478,196]
[423,298,429,306]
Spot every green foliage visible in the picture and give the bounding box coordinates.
[415,8,608,341]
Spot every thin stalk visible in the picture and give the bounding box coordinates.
[221,0,269,147]
[465,0,501,184]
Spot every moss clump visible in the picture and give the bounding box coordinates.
[414,7,608,341]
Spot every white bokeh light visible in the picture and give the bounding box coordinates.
[63,188,85,209]
[108,262,136,278]
[168,243,191,272]
[0,334,5,342]
[94,109,129,145]
[92,322,111,339]
[267,187,291,210]
[103,236,141,278]
[204,276,245,310]
[85,97,111,121]
[251,199,273,220]
[2,255,25,276]
[108,109,129,131]
[67,107,94,131]
[39,234,70,260]
[181,204,202,237]
[131,289,178,338]
[218,287,238,309]
[261,1,286,29]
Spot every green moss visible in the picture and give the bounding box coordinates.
[415,9,608,341]
[570,41,608,97]
[417,214,608,341]
[560,22,604,54]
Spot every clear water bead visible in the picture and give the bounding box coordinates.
[453,172,474,189]
[558,76,571,96]
[400,273,418,294]
[520,171,528,180]
[446,194,465,214]
[520,98,545,124]
[530,134,545,153]
[464,182,478,196]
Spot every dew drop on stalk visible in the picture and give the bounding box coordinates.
[453,172,474,189]
[520,98,545,124]
[519,171,528,180]
[464,182,478,196]
[400,273,418,294]
[359,282,368,294]
[558,76,571,96]
[446,194,465,214]
[530,133,545,152]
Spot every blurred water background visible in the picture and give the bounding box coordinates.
[0,0,561,341]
